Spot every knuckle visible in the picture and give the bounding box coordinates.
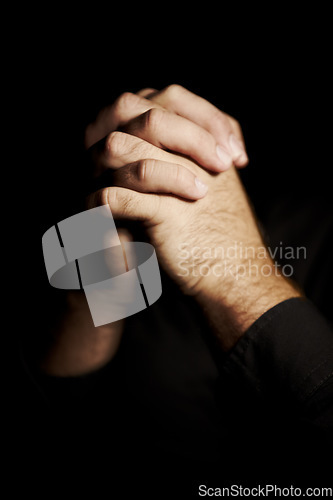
[137,159,148,182]
[106,186,119,209]
[142,108,164,134]
[86,188,109,210]
[137,159,157,182]
[105,131,126,157]
[163,83,185,100]
[230,116,242,135]
[230,116,240,128]
[107,186,135,216]
[114,91,140,114]
[137,87,155,96]
[212,108,230,130]
[137,87,150,94]
[171,164,183,183]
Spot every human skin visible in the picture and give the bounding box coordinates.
[41,85,300,376]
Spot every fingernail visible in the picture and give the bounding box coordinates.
[216,145,233,170]
[229,134,248,163]
[195,177,208,195]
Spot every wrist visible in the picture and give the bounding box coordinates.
[40,291,124,376]
[192,253,302,351]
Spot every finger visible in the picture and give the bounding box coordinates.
[122,108,232,172]
[224,113,248,168]
[112,159,208,200]
[118,228,133,246]
[136,87,158,98]
[84,92,164,149]
[86,186,163,224]
[89,131,202,176]
[144,84,249,167]
[117,228,133,270]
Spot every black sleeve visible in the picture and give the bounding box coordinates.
[221,297,333,432]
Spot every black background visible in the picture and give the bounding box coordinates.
[8,14,333,496]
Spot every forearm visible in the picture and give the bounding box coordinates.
[40,291,124,376]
